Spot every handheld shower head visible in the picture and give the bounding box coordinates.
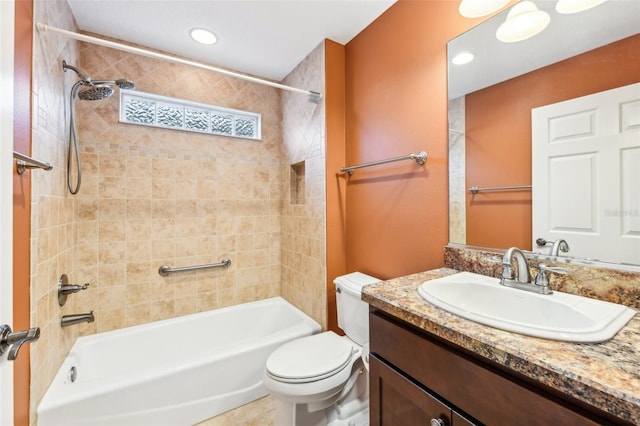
[92,79,136,90]
[115,79,136,90]
[63,61,136,196]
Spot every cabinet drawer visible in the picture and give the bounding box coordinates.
[370,354,474,426]
[370,311,605,426]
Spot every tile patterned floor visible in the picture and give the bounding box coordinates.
[196,396,276,426]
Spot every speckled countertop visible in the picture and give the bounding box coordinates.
[362,268,640,424]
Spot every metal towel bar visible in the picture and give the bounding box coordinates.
[13,151,53,175]
[340,151,427,175]
[469,185,532,194]
[158,258,231,276]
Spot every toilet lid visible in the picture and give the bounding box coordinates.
[266,332,354,383]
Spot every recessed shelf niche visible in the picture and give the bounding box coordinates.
[290,161,305,205]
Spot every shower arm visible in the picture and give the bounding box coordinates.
[62,60,91,82]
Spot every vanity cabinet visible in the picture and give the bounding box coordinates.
[370,354,474,425]
[369,310,621,426]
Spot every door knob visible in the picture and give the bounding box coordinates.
[0,324,40,361]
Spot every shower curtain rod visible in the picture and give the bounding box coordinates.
[36,23,323,104]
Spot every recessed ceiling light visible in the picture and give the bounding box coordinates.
[452,52,475,65]
[190,28,218,45]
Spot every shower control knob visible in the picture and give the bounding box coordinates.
[58,274,91,306]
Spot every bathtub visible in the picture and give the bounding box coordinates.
[37,297,321,426]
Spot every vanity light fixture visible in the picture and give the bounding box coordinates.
[189,28,218,45]
[496,1,550,43]
[555,0,608,14]
[459,0,512,17]
[452,51,475,65]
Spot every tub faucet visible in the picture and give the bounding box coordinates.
[549,239,570,256]
[61,311,95,328]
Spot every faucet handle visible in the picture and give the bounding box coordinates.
[534,264,568,293]
[0,325,41,361]
[58,274,91,306]
[539,264,568,275]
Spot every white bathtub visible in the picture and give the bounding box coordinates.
[37,297,321,426]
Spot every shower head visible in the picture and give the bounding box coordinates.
[63,59,136,98]
[115,79,136,90]
[78,84,115,101]
[93,79,136,90]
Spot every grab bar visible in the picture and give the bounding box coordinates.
[13,151,53,175]
[469,185,532,194]
[340,151,427,175]
[158,258,231,276]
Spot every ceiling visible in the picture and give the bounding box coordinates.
[66,0,397,82]
[448,0,640,99]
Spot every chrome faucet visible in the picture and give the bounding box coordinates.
[500,247,531,285]
[61,311,95,327]
[500,248,568,295]
[0,325,40,361]
[549,239,570,256]
[58,274,90,306]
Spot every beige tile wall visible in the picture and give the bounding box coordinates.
[280,44,327,328]
[31,0,82,417]
[73,41,285,329]
[31,0,327,420]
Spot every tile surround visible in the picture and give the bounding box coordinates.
[30,0,327,422]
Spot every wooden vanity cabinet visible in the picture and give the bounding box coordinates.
[369,310,623,426]
[370,354,473,426]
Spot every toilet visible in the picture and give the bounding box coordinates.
[263,272,381,426]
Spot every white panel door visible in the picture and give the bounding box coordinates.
[532,82,640,265]
[0,0,15,424]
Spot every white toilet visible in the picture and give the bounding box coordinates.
[263,272,381,426]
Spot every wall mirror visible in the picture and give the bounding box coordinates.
[447,0,640,269]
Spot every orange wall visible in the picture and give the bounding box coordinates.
[466,34,640,249]
[13,0,33,425]
[325,40,347,332]
[343,1,479,279]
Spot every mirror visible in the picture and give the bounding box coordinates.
[447,0,640,267]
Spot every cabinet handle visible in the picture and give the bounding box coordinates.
[430,418,446,426]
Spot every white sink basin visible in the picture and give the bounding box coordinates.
[417,272,636,343]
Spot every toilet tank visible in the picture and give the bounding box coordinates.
[334,272,381,346]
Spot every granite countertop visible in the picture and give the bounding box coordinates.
[362,268,640,424]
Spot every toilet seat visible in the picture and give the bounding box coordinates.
[266,332,354,383]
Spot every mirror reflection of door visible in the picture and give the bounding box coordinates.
[532,82,640,265]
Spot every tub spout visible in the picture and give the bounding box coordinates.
[61,311,95,328]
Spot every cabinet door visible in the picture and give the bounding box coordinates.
[370,354,469,426]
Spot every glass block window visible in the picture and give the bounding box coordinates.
[120,90,261,140]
